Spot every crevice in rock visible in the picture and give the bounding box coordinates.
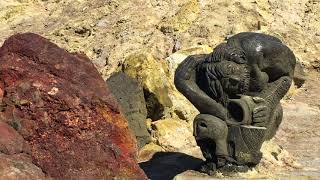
[143,89,164,121]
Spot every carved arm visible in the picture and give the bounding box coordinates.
[174,55,228,121]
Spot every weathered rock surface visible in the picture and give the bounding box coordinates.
[122,51,173,120]
[0,153,46,180]
[0,121,46,180]
[107,72,151,148]
[293,59,308,88]
[0,33,146,179]
[122,51,199,122]
[138,142,164,162]
[159,0,200,33]
[151,118,200,155]
[0,0,318,78]
[0,122,28,155]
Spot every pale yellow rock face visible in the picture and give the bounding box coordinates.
[166,45,213,74]
[0,0,319,78]
[123,52,173,109]
[122,50,200,122]
[259,140,301,171]
[138,142,164,162]
[159,0,201,33]
[151,118,202,156]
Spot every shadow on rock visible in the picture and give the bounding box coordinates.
[139,152,204,180]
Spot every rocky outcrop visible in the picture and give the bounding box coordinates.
[159,0,201,33]
[1,0,318,79]
[0,122,46,180]
[0,33,146,179]
[151,119,199,154]
[0,153,46,180]
[293,60,307,88]
[122,52,173,120]
[107,72,151,148]
[122,50,202,122]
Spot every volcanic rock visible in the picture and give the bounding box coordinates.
[293,59,307,88]
[0,33,147,179]
[0,153,46,180]
[151,118,198,153]
[106,72,151,148]
[122,52,172,120]
[0,122,29,155]
[0,121,45,180]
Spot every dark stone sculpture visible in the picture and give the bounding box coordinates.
[174,32,296,174]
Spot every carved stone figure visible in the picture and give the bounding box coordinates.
[174,32,296,174]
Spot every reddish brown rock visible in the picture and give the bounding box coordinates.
[0,122,29,155]
[0,153,46,180]
[0,33,147,179]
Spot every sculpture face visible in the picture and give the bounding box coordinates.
[215,61,249,95]
[174,32,296,174]
[197,60,249,104]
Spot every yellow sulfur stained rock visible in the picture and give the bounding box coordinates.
[284,83,298,100]
[138,143,164,162]
[123,51,199,121]
[123,51,172,108]
[159,0,201,33]
[166,45,213,75]
[151,119,198,152]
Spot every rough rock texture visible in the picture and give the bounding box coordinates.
[138,142,164,162]
[0,0,319,78]
[0,122,46,180]
[0,33,146,179]
[293,60,308,88]
[0,122,28,155]
[122,50,201,122]
[0,153,46,180]
[122,52,173,120]
[275,71,320,177]
[0,0,316,126]
[159,0,200,33]
[151,118,200,155]
[106,72,151,148]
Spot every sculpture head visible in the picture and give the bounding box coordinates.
[196,60,250,106]
[215,61,249,95]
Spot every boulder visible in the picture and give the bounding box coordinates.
[122,52,172,120]
[293,59,307,88]
[151,119,198,154]
[106,72,151,148]
[123,51,199,122]
[0,122,29,155]
[0,121,45,179]
[0,33,147,179]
